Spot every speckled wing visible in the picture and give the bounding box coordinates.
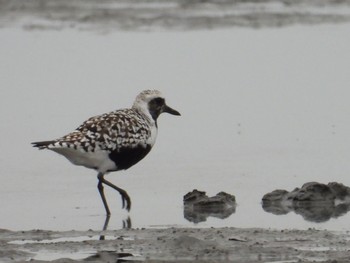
[54,109,152,152]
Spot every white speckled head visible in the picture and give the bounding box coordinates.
[132,90,180,122]
[133,90,163,107]
[132,90,163,119]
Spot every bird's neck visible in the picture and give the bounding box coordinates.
[133,107,157,128]
[133,108,159,146]
[132,103,156,123]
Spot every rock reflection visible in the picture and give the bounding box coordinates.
[262,182,350,223]
[184,189,236,223]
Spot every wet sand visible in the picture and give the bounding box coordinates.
[1,227,350,262]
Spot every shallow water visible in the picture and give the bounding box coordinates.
[1,2,350,231]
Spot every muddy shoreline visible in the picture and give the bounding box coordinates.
[1,227,350,262]
[2,0,350,31]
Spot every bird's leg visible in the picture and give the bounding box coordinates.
[98,173,132,211]
[97,173,111,216]
[102,213,111,231]
[99,215,111,240]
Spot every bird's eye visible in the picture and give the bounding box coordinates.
[153,97,165,105]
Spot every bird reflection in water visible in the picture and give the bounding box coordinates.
[99,215,132,240]
[86,216,137,262]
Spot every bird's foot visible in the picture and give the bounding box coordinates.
[120,190,131,211]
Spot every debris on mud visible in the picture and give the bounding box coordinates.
[184,189,236,223]
[2,227,350,263]
[262,182,350,222]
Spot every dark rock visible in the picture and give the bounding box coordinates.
[328,182,350,200]
[294,182,335,202]
[262,189,289,202]
[193,192,236,210]
[183,189,207,204]
[262,182,350,223]
[184,190,236,223]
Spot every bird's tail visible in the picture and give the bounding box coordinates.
[31,140,56,149]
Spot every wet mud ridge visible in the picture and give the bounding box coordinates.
[1,227,350,262]
[1,0,350,31]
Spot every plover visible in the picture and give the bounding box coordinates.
[32,90,180,215]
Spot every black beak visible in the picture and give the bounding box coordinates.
[163,104,181,116]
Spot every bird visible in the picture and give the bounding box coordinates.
[32,90,180,215]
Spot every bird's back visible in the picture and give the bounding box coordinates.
[33,108,156,172]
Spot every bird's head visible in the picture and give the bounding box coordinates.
[133,90,181,121]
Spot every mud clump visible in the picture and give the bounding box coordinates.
[184,189,236,223]
[262,182,350,222]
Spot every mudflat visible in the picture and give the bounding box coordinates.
[1,227,350,262]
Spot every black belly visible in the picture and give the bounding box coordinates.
[108,145,152,171]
